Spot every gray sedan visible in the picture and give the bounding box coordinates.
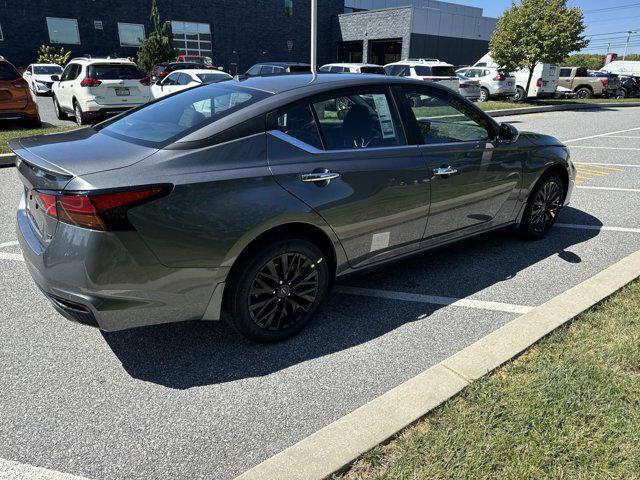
[11,74,575,342]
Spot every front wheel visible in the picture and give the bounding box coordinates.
[225,239,330,342]
[478,88,489,102]
[513,86,526,102]
[518,172,565,240]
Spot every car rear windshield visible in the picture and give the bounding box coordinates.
[33,66,63,75]
[360,66,386,75]
[88,64,143,80]
[0,62,20,80]
[414,66,456,77]
[98,83,271,146]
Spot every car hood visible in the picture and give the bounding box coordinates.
[518,131,564,147]
[33,74,57,82]
[10,127,158,177]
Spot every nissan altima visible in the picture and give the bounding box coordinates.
[11,74,575,342]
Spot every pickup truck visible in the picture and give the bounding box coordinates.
[558,66,621,99]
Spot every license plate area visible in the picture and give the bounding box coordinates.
[26,188,46,236]
[115,87,130,96]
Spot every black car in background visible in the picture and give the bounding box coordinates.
[244,62,311,76]
[619,75,640,98]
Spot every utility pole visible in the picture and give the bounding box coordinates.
[623,30,637,60]
[310,0,317,74]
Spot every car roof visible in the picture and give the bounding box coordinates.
[173,69,231,75]
[175,73,479,146]
[386,59,453,67]
[322,63,383,68]
[254,62,311,67]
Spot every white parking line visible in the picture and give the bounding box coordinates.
[563,127,640,143]
[576,186,640,193]
[557,223,640,234]
[574,162,640,168]
[0,252,23,261]
[568,146,640,151]
[0,240,19,248]
[336,285,533,315]
[0,457,91,480]
[603,135,640,139]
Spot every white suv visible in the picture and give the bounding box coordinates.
[384,59,459,91]
[319,63,386,75]
[52,57,151,125]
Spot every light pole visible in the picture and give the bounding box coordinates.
[310,0,317,74]
[623,30,637,60]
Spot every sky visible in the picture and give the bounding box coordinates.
[452,0,640,55]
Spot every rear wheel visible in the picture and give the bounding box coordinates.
[24,116,42,129]
[225,239,330,342]
[74,101,87,125]
[513,86,526,102]
[478,87,489,102]
[518,172,565,240]
[575,87,592,99]
[53,96,68,120]
[618,88,627,99]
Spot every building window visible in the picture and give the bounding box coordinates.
[284,0,293,16]
[0,22,3,41]
[118,23,145,47]
[46,17,80,44]
[94,20,103,30]
[171,21,212,57]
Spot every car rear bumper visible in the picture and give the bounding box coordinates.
[0,108,39,121]
[16,192,226,331]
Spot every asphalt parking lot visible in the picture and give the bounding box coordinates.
[1,106,639,480]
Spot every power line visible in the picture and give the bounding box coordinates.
[586,29,640,37]
[582,2,640,14]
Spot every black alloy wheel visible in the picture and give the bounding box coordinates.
[519,173,565,239]
[225,239,329,342]
[248,252,319,331]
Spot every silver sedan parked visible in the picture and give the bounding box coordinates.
[12,74,575,342]
[456,66,516,102]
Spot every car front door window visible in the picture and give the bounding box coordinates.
[312,90,406,150]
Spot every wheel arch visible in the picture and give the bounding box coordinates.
[517,162,570,225]
[573,84,593,93]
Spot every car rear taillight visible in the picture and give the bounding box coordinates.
[11,77,28,88]
[36,185,171,231]
[80,77,102,87]
[493,74,505,81]
[140,76,151,85]
[600,78,608,87]
[536,77,542,87]
[459,83,471,88]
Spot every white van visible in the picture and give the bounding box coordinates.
[600,60,640,77]
[474,53,559,100]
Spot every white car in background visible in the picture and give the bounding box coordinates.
[455,66,516,102]
[52,56,152,125]
[151,69,232,99]
[455,73,481,101]
[23,63,63,95]
[383,59,459,91]
[319,63,386,74]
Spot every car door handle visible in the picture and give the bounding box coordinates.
[433,166,458,176]
[301,172,340,183]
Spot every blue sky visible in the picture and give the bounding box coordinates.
[453,0,640,54]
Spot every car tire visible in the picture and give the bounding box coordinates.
[518,172,565,240]
[575,87,592,99]
[513,86,526,102]
[25,116,42,129]
[478,87,489,102]
[74,101,87,126]
[225,239,330,342]
[618,88,627,99]
[53,96,68,120]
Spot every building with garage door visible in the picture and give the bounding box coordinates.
[0,0,343,74]
[338,0,497,67]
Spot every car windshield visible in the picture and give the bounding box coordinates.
[98,83,271,146]
[0,62,20,80]
[196,73,230,83]
[360,66,386,75]
[88,64,143,80]
[33,66,63,75]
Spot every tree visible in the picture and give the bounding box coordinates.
[490,0,589,97]
[36,45,71,66]
[135,0,177,74]
[562,53,604,70]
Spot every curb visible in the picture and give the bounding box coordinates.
[0,153,15,169]
[487,101,640,117]
[236,249,640,480]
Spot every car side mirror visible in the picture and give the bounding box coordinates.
[156,79,163,86]
[51,75,60,82]
[497,123,519,144]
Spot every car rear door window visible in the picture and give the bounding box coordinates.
[312,89,406,150]
[559,68,572,77]
[276,103,323,149]
[163,73,179,86]
[177,73,192,85]
[403,88,491,144]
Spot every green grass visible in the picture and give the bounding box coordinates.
[337,280,640,480]
[0,125,77,154]
[477,97,640,112]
